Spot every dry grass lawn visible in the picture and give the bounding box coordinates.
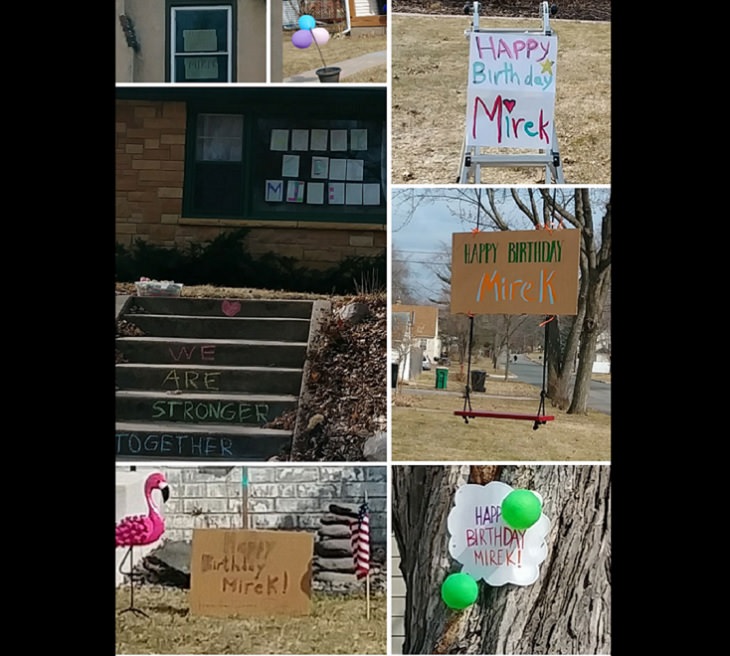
[391,15,611,184]
[116,586,386,654]
[281,31,387,82]
[392,362,611,461]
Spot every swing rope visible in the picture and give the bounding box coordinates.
[455,314,554,427]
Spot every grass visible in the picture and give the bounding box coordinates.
[391,15,611,184]
[392,359,611,461]
[281,30,387,82]
[116,586,387,654]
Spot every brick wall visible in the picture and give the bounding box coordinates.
[116,99,386,270]
[118,465,388,547]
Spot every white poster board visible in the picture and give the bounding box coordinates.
[465,32,558,149]
[447,481,550,586]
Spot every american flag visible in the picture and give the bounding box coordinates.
[350,501,370,580]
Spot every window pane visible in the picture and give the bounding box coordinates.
[196,114,243,162]
[174,9,228,53]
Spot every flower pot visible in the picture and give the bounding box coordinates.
[315,66,341,83]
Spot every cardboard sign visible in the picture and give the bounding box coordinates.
[450,229,580,316]
[189,529,313,617]
[465,32,558,148]
[447,482,550,586]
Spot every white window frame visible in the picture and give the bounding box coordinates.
[170,5,233,83]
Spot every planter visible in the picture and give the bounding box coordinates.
[315,66,341,83]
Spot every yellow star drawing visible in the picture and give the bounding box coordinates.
[540,59,554,74]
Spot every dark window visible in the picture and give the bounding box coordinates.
[182,90,387,224]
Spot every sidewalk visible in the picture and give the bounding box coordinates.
[283,50,387,83]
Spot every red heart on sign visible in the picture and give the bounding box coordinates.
[503,99,516,113]
[221,300,241,316]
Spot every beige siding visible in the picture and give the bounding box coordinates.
[391,533,405,653]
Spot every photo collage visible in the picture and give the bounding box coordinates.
[115,2,611,654]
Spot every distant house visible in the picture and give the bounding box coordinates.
[391,304,442,381]
[282,0,386,34]
[116,86,387,271]
[116,0,269,83]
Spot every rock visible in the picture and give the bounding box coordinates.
[320,512,358,525]
[314,538,354,557]
[138,540,192,588]
[313,556,357,573]
[317,523,352,538]
[329,502,360,517]
[336,302,370,324]
[363,431,387,461]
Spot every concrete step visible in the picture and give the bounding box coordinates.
[121,314,311,341]
[115,390,297,426]
[116,336,307,367]
[115,421,292,461]
[128,297,315,318]
[116,363,304,395]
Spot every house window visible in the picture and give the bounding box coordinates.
[182,89,387,224]
[189,113,244,215]
[169,3,234,82]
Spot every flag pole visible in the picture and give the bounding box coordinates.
[365,490,370,620]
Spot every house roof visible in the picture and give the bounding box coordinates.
[391,304,439,338]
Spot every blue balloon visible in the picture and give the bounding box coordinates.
[298,15,316,30]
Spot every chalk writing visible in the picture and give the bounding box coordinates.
[151,400,270,423]
[116,432,234,457]
[169,344,216,362]
[162,369,220,390]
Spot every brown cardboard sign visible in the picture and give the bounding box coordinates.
[451,229,581,316]
[189,529,313,617]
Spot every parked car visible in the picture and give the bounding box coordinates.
[422,355,432,370]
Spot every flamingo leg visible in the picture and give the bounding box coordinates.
[118,546,149,619]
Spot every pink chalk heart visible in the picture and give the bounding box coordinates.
[221,300,241,317]
[503,99,516,113]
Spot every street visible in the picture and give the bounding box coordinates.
[506,355,611,415]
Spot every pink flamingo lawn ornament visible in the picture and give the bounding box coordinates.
[116,471,170,617]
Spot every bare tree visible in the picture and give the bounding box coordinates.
[392,464,611,654]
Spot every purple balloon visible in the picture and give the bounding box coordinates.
[292,29,313,49]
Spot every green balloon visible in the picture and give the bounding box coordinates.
[441,573,478,609]
[501,489,542,530]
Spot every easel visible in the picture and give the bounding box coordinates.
[457,1,565,184]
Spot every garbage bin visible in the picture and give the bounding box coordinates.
[435,367,449,390]
[471,370,487,392]
[391,362,399,389]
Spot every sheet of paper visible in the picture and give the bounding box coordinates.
[286,180,305,203]
[282,154,300,177]
[328,182,345,204]
[346,183,363,205]
[265,180,284,202]
[346,159,364,181]
[363,183,381,205]
[311,156,329,179]
[270,129,289,151]
[329,159,346,180]
[291,129,309,151]
[310,129,328,151]
[330,129,348,151]
[307,182,325,204]
[350,129,368,150]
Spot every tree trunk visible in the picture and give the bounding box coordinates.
[392,465,611,654]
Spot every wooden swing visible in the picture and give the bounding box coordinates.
[454,314,555,430]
